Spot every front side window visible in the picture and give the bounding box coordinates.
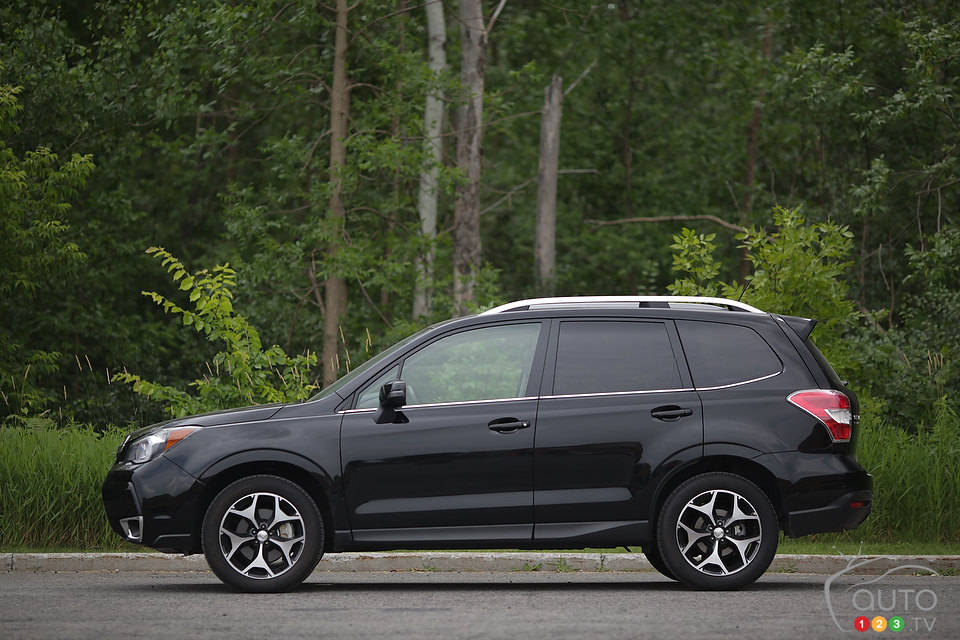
[553,321,683,395]
[399,323,542,405]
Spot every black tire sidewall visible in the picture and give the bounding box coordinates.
[657,472,778,590]
[642,543,677,580]
[202,475,324,592]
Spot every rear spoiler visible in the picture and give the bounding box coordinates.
[775,314,818,341]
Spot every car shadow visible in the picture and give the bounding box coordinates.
[124,576,818,594]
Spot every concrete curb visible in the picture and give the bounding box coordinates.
[5,552,960,575]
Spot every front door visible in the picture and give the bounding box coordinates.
[341,321,547,545]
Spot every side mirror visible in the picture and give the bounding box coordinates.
[374,381,407,424]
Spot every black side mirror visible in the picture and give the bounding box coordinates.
[374,381,407,424]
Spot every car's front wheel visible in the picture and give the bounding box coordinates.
[202,475,324,592]
[657,472,778,590]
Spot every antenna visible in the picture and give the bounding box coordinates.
[737,278,752,302]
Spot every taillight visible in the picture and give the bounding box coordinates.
[787,389,852,442]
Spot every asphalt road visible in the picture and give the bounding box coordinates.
[1,571,956,639]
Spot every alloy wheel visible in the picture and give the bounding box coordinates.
[674,488,763,577]
[218,492,306,579]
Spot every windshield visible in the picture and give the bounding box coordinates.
[308,320,454,401]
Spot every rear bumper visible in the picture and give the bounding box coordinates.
[784,483,873,538]
[102,456,206,554]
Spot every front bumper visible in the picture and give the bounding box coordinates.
[102,456,206,554]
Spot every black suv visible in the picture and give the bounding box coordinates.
[103,296,872,591]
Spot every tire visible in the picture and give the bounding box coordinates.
[642,542,676,580]
[202,475,324,592]
[656,472,778,590]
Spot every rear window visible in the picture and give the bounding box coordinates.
[676,320,782,388]
[553,321,683,394]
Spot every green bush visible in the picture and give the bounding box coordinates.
[0,426,131,550]
[852,400,960,542]
[114,247,318,418]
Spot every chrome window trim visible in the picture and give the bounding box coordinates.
[543,387,695,400]
[338,395,538,414]
[337,371,784,413]
[694,369,783,391]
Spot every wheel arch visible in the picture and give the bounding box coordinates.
[195,451,337,554]
[649,453,786,537]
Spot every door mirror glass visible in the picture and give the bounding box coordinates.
[374,381,407,424]
[380,380,406,408]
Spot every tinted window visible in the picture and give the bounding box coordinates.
[400,323,541,405]
[677,320,782,388]
[553,321,682,394]
[355,365,400,409]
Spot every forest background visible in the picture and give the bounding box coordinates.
[2,0,958,547]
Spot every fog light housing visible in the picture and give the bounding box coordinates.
[120,516,143,542]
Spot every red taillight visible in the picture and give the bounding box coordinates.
[787,389,852,442]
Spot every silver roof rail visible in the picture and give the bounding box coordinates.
[480,296,765,315]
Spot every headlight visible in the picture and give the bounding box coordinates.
[125,426,200,463]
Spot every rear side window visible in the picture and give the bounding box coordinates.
[677,321,782,388]
[553,321,683,395]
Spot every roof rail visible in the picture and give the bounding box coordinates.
[480,296,765,315]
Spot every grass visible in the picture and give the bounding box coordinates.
[0,426,132,550]
[850,401,960,543]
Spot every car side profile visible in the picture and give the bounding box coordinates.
[102,296,873,592]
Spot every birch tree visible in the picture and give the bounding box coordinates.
[413,0,447,319]
[452,0,506,315]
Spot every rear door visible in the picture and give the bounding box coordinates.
[533,318,702,544]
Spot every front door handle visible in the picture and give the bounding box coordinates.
[651,406,693,422]
[488,418,531,433]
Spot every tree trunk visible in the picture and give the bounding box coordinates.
[741,17,773,280]
[413,0,447,319]
[535,74,563,296]
[452,0,487,316]
[322,0,350,385]
[619,0,635,218]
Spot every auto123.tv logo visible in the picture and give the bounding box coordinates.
[824,556,940,633]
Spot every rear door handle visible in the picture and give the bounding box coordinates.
[488,418,531,433]
[651,406,693,422]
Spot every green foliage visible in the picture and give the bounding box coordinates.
[114,248,318,417]
[856,228,960,427]
[669,206,857,368]
[0,425,132,550]
[668,229,723,296]
[0,72,95,424]
[853,400,960,542]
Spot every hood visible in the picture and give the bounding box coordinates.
[125,403,286,441]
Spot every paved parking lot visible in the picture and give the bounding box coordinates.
[2,570,957,639]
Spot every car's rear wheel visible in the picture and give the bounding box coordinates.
[657,472,777,590]
[202,475,324,592]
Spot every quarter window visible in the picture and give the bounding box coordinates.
[399,323,541,405]
[355,365,400,409]
[676,320,782,388]
[553,321,682,395]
